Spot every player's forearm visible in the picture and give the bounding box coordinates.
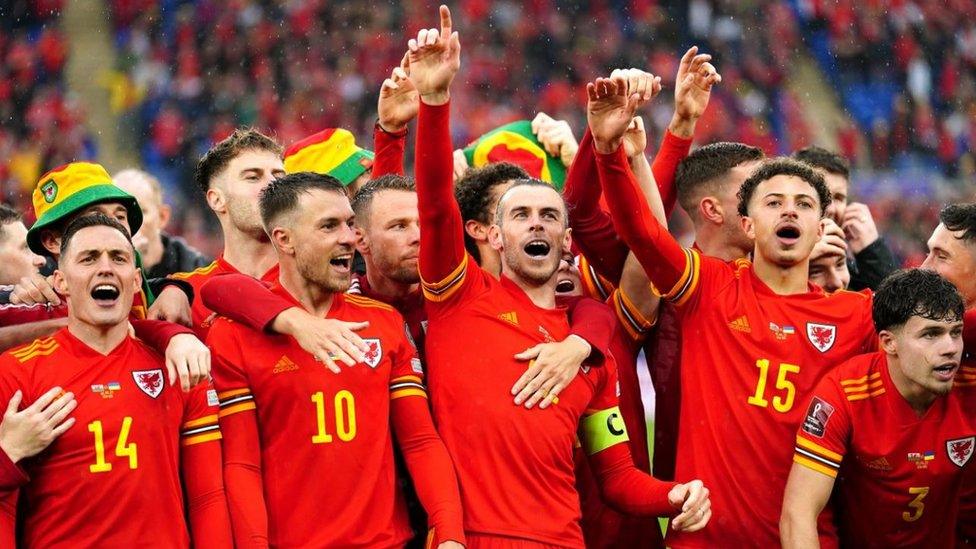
[0,491,15,547]
[183,442,234,548]
[373,122,407,177]
[131,319,194,353]
[779,508,821,549]
[590,443,677,516]
[219,414,270,548]
[565,129,628,283]
[200,275,292,333]
[560,295,614,365]
[596,145,687,294]
[0,318,67,352]
[392,397,466,543]
[652,129,693,217]
[0,449,27,491]
[629,150,667,226]
[416,101,466,283]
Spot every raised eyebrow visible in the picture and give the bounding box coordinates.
[540,206,563,217]
[509,206,530,216]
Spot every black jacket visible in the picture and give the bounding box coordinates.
[145,233,213,279]
[848,238,897,292]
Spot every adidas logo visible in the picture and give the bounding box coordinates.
[728,315,751,333]
[498,311,519,326]
[865,456,892,471]
[273,356,299,374]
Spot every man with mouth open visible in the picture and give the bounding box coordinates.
[206,172,465,548]
[590,74,880,547]
[0,215,232,547]
[411,6,710,547]
[781,269,976,547]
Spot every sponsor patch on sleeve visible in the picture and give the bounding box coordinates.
[207,389,220,407]
[411,357,424,375]
[801,396,835,438]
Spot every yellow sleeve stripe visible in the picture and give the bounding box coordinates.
[421,255,468,291]
[169,261,219,280]
[391,388,428,400]
[182,414,219,429]
[842,379,884,393]
[217,388,252,400]
[846,387,886,401]
[11,337,57,357]
[667,248,702,307]
[14,346,60,362]
[793,454,838,478]
[581,406,630,455]
[218,402,256,418]
[391,375,423,385]
[344,294,395,311]
[579,256,614,301]
[795,436,843,463]
[181,432,223,447]
[613,288,657,342]
[840,372,882,386]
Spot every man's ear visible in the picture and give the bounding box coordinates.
[879,329,897,356]
[487,224,504,252]
[52,269,68,296]
[699,196,724,226]
[40,229,61,256]
[206,187,226,215]
[132,263,143,296]
[270,226,294,256]
[562,227,573,256]
[159,203,172,229]
[465,219,489,243]
[741,215,756,241]
[355,228,370,256]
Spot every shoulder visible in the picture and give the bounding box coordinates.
[6,335,62,365]
[830,352,885,404]
[953,362,976,394]
[342,294,404,325]
[824,287,873,306]
[169,260,220,282]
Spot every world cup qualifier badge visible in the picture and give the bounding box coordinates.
[801,396,835,438]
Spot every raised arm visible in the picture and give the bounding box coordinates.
[410,5,465,285]
[588,75,692,300]
[374,52,418,178]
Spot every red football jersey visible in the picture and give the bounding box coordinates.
[170,255,279,339]
[578,287,662,549]
[0,329,223,548]
[422,256,625,546]
[794,352,976,547]
[349,272,427,360]
[207,285,432,547]
[594,146,878,547]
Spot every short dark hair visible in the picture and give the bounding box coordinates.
[350,174,416,225]
[259,171,346,228]
[675,142,764,215]
[736,158,830,217]
[195,128,282,194]
[792,146,850,179]
[939,203,976,243]
[59,214,133,261]
[494,178,567,227]
[454,162,529,262]
[0,204,22,242]
[873,269,964,332]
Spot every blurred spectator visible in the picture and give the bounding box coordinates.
[0,203,46,286]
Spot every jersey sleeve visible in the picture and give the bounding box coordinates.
[793,373,851,479]
[201,275,291,332]
[595,145,705,308]
[561,295,615,366]
[130,319,194,356]
[564,129,628,284]
[180,381,234,548]
[650,129,693,217]
[610,287,658,357]
[372,122,407,177]
[0,356,29,491]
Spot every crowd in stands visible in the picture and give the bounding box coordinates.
[0,1,94,218]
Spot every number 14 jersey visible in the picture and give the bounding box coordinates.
[665,254,877,548]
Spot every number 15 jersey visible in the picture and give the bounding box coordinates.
[665,254,877,548]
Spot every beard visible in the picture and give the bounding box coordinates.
[226,197,268,239]
[373,252,420,285]
[502,243,559,286]
[297,253,351,293]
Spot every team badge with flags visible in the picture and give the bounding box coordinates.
[947,436,975,467]
[362,339,382,368]
[132,369,164,398]
[806,323,836,353]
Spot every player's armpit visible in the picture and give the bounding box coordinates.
[218,405,268,548]
[780,461,835,549]
[200,274,290,332]
[595,145,696,305]
[182,435,233,548]
[583,408,677,516]
[391,389,466,544]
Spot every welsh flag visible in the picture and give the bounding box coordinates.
[462,120,567,190]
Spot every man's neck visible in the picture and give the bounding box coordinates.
[696,229,750,262]
[478,242,502,279]
[502,267,557,309]
[67,317,129,355]
[221,225,278,278]
[752,254,810,295]
[278,263,336,317]
[141,235,166,271]
[887,356,938,416]
[364,263,418,301]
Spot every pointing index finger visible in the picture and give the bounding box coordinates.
[439,4,453,38]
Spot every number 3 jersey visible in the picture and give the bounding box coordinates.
[664,254,877,548]
[207,285,428,548]
[0,329,221,548]
[794,351,976,547]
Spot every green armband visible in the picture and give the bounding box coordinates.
[581,406,629,455]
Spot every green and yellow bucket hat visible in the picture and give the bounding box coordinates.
[28,162,143,256]
[462,120,567,190]
[283,128,375,186]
